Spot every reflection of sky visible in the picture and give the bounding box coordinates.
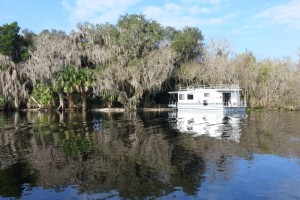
[19,186,120,200]
[159,154,300,200]
[170,110,247,142]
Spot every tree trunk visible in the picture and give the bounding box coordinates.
[57,92,65,111]
[67,93,74,109]
[142,92,151,107]
[14,98,19,110]
[117,91,142,110]
[30,97,43,109]
[81,92,87,110]
[118,92,130,109]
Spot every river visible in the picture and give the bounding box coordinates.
[0,110,299,200]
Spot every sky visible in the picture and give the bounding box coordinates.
[0,0,299,60]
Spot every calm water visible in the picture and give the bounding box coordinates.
[0,110,300,200]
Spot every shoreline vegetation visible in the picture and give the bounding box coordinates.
[1,14,300,111]
[19,107,174,112]
[5,107,299,113]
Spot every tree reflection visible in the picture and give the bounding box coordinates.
[0,111,300,199]
[0,162,38,199]
[170,146,205,195]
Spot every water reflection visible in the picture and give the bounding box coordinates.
[169,110,247,142]
[0,111,299,199]
[0,162,38,198]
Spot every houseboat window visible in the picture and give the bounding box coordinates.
[203,100,208,106]
[179,94,185,100]
[187,94,193,100]
[204,93,210,97]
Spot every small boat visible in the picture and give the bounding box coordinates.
[168,84,247,111]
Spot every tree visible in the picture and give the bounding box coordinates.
[74,68,95,110]
[55,66,95,110]
[30,84,56,109]
[175,38,234,87]
[23,29,70,85]
[95,47,175,109]
[90,14,176,109]
[0,22,21,62]
[116,14,164,63]
[20,29,36,60]
[1,17,298,110]
[231,50,259,108]
[171,27,204,63]
[0,64,30,109]
[55,67,78,109]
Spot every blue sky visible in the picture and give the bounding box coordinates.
[1,0,299,60]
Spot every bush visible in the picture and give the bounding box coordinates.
[0,97,8,109]
[31,84,57,109]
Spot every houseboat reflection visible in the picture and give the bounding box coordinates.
[169,110,247,142]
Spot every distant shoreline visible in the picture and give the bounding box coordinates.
[91,107,175,112]
[0,107,176,112]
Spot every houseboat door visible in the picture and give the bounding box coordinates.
[223,93,231,106]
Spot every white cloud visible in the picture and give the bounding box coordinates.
[143,3,234,28]
[181,0,221,5]
[187,5,214,15]
[255,0,300,29]
[206,0,221,4]
[62,0,235,30]
[62,0,142,26]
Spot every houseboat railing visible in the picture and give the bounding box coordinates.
[223,101,246,107]
[178,84,241,91]
[168,101,247,108]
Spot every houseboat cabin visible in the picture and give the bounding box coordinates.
[168,84,246,112]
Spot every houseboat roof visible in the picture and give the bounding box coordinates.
[169,84,242,93]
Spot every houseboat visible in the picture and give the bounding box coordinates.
[168,84,247,112]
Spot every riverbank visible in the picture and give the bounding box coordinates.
[0,107,176,112]
[91,107,175,112]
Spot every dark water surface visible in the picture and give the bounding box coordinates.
[0,110,299,200]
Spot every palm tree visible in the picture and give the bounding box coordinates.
[55,66,95,110]
[75,68,95,110]
[55,66,77,109]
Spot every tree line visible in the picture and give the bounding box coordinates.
[0,14,300,110]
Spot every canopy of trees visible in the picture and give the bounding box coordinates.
[0,22,34,62]
[0,15,300,110]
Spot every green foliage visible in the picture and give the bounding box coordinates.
[242,50,256,65]
[55,66,95,94]
[117,14,164,59]
[0,63,10,71]
[55,66,95,108]
[0,97,8,107]
[171,27,204,62]
[163,26,177,42]
[0,22,36,62]
[55,66,76,94]
[99,91,118,107]
[4,16,298,111]
[31,84,56,108]
[20,29,36,60]
[61,131,93,158]
[261,64,270,83]
[0,22,20,60]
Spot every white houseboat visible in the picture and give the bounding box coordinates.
[168,84,247,112]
